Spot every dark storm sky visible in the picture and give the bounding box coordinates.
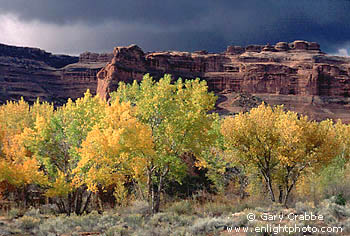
[0,0,349,55]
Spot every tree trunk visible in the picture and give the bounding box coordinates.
[154,175,163,213]
[134,179,145,201]
[56,200,64,213]
[147,169,153,214]
[81,191,92,214]
[67,193,72,216]
[283,182,295,207]
[59,199,67,214]
[151,184,155,214]
[267,179,275,202]
[154,167,169,213]
[18,187,27,208]
[261,171,275,202]
[147,170,152,205]
[239,174,248,199]
[75,188,82,215]
[278,185,283,204]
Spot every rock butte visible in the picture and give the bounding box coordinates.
[97,41,350,122]
[1,41,350,122]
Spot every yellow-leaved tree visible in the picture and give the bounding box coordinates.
[296,121,350,202]
[74,99,154,206]
[221,103,341,206]
[275,112,340,205]
[0,99,51,205]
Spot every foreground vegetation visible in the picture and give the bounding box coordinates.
[0,74,350,234]
[1,197,350,235]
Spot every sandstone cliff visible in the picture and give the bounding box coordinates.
[1,41,350,122]
[96,41,350,122]
[0,44,111,105]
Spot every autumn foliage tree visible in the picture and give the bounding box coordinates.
[111,74,218,213]
[0,99,51,205]
[25,91,106,215]
[297,122,350,201]
[1,76,349,212]
[73,100,154,207]
[221,103,341,205]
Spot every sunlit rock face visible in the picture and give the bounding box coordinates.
[97,41,350,122]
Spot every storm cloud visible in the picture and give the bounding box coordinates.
[0,0,349,55]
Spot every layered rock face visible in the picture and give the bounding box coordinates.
[97,41,350,122]
[1,41,350,122]
[0,43,78,68]
[0,44,110,105]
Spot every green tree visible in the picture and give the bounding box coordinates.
[26,91,105,215]
[111,74,218,213]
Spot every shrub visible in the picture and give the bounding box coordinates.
[133,226,171,236]
[189,216,236,235]
[126,200,149,215]
[122,214,144,229]
[335,193,346,206]
[7,207,21,219]
[18,215,41,230]
[34,211,122,235]
[317,198,350,223]
[196,201,232,217]
[295,201,314,214]
[195,198,251,217]
[104,225,130,236]
[24,207,41,217]
[39,204,58,215]
[341,219,350,233]
[166,200,193,215]
[299,156,350,203]
[149,212,176,225]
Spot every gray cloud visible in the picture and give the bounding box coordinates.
[0,0,349,54]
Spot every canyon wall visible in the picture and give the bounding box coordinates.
[1,41,350,122]
[96,41,350,122]
[0,44,110,105]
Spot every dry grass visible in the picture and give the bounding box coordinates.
[0,196,349,236]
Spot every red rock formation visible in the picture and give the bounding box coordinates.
[1,41,350,122]
[0,44,110,105]
[96,41,350,122]
[79,52,113,64]
[0,43,78,68]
